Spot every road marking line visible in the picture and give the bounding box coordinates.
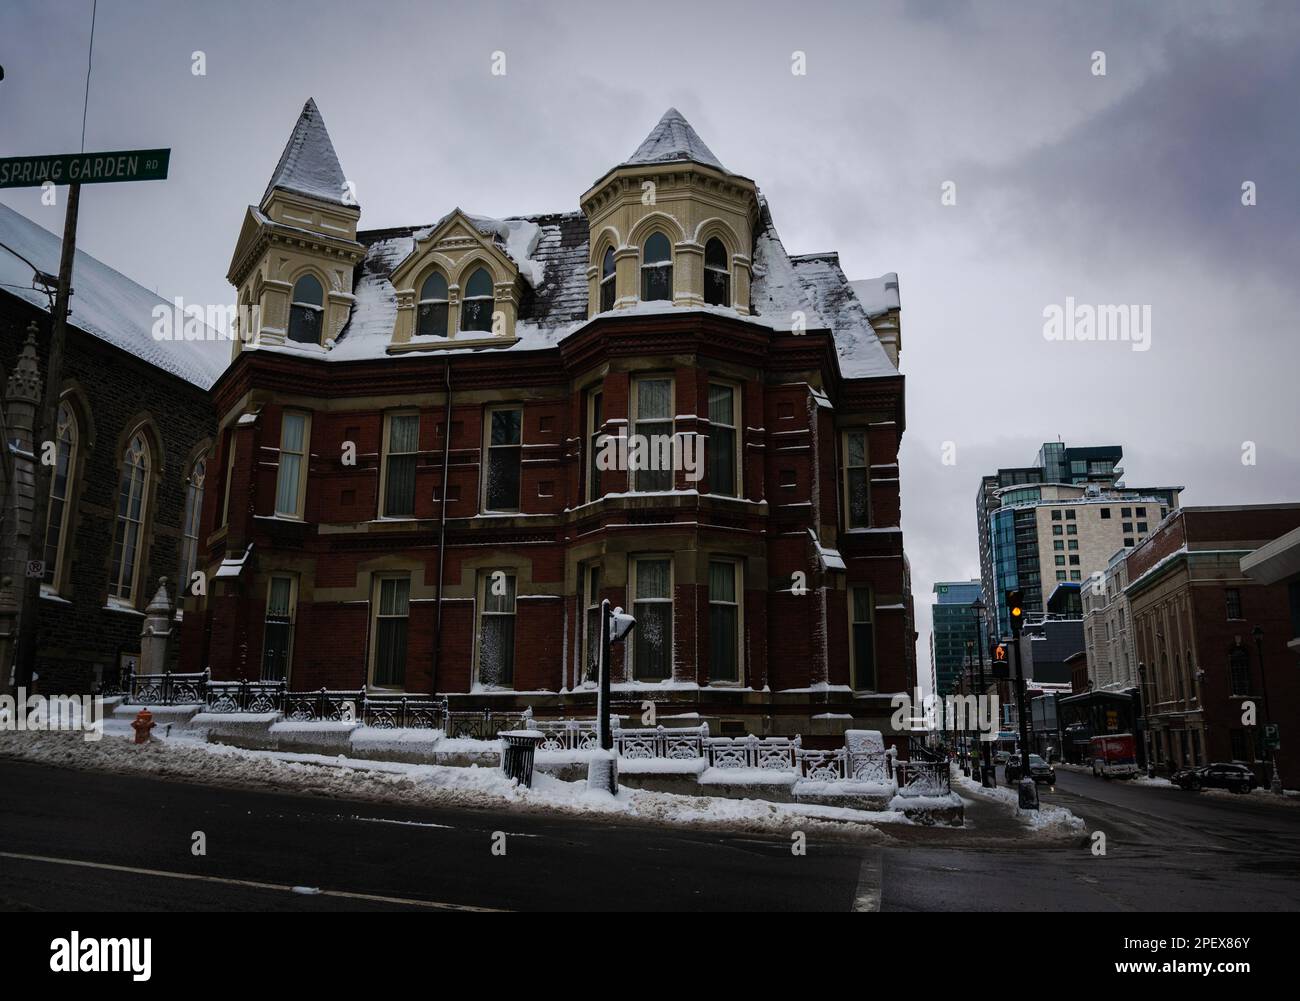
[852,852,883,912]
[0,850,500,911]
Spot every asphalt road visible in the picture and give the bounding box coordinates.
[3,757,1298,911]
[879,766,1300,911]
[0,758,874,912]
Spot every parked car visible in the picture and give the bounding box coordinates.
[995,749,1010,765]
[1006,754,1056,785]
[1090,734,1139,779]
[1172,762,1257,794]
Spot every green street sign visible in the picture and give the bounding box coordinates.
[1264,722,1280,750]
[0,148,170,189]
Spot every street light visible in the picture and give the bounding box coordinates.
[1253,625,1283,795]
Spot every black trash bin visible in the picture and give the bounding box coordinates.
[500,730,545,788]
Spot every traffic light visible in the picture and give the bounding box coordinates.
[1006,589,1025,638]
[990,638,1010,679]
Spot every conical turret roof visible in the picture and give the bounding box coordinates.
[261,98,352,207]
[621,107,727,172]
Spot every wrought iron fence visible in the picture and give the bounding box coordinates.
[705,734,801,771]
[204,679,286,714]
[796,747,850,783]
[283,688,367,723]
[127,669,209,706]
[444,707,533,740]
[534,718,606,752]
[614,724,709,760]
[894,759,951,796]
[363,695,446,730]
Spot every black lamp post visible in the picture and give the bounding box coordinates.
[1138,661,1154,778]
[1253,625,1283,795]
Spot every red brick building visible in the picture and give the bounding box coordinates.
[1125,504,1300,785]
[185,101,916,742]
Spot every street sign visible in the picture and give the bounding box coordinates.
[1264,722,1281,750]
[25,560,44,579]
[0,148,170,189]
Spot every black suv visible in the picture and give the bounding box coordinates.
[1171,762,1258,794]
[1005,753,1056,785]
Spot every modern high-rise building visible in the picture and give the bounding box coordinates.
[930,580,982,696]
[975,442,1182,637]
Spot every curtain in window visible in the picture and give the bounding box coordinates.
[709,561,738,682]
[384,415,419,516]
[485,409,522,510]
[480,574,516,687]
[275,414,306,515]
[373,578,410,687]
[708,384,736,496]
[633,559,671,680]
[635,380,672,492]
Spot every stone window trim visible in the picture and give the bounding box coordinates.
[42,392,90,598]
[841,428,871,530]
[474,569,518,691]
[707,557,745,686]
[379,409,421,519]
[106,419,163,611]
[367,571,411,692]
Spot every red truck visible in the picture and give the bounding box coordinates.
[1089,733,1138,779]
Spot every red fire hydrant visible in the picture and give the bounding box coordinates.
[131,708,155,745]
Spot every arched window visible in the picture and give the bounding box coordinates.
[641,232,672,302]
[417,271,449,337]
[42,400,78,591]
[288,274,324,344]
[704,237,731,307]
[599,246,616,312]
[460,267,494,333]
[109,432,151,603]
[180,455,207,593]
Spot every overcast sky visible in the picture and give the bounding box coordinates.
[3,0,1297,691]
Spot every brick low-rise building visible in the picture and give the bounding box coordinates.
[1125,504,1300,785]
[186,101,917,744]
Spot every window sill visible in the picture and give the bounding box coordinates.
[39,587,72,606]
[103,602,145,617]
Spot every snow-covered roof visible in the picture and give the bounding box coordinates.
[242,198,900,381]
[0,202,229,390]
[849,274,900,318]
[621,108,728,173]
[261,98,350,208]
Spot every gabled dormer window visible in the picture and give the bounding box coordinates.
[704,237,730,307]
[641,233,672,302]
[461,267,494,333]
[599,247,616,312]
[288,274,324,344]
[417,272,449,337]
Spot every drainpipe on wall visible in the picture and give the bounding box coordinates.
[431,361,453,693]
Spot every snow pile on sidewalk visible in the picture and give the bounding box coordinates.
[950,768,1084,833]
[0,729,905,838]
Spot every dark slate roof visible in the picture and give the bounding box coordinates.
[621,108,728,173]
[261,98,351,207]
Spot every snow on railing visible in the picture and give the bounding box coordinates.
[894,759,951,797]
[445,707,532,740]
[614,724,710,760]
[127,669,209,706]
[705,734,801,771]
[205,679,286,714]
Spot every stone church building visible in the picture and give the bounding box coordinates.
[188,100,916,742]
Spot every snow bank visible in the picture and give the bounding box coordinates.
[0,729,892,839]
[950,767,1084,833]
